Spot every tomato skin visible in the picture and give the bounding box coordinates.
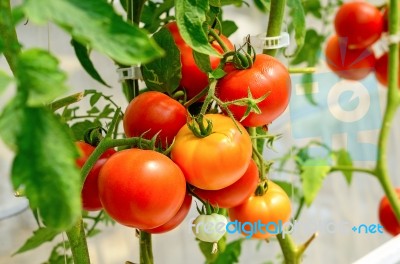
[334,1,383,49]
[171,114,252,190]
[216,54,291,127]
[194,159,259,208]
[325,35,376,80]
[98,149,186,229]
[378,188,400,236]
[75,141,116,211]
[375,52,400,88]
[228,181,291,239]
[123,91,187,147]
[165,22,234,99]
[143,192,192,234]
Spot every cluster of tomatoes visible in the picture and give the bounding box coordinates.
[74,20,293,244]
[325,1,399,87]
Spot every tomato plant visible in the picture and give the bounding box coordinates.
[325,35,376,80]
[378,188,400,236]
[216,54,291,127]
[123,91,187,147]
[193,159,259,208]
[334,1,383,49]
[228,181,292,239]
[171,114,252,190]
[165,21,234,99]
[98,148,186,229]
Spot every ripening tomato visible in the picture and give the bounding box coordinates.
[378,188,400,236]
[325,35,376,80]
[123,91,187,148]
[75,141,116,211]
[144,192,192,234]
[194,159,259,208]
[171,114,252,190]
[375,52,400,88]
[334,1,383,49]
[216,54,291,127]
[98,148,186,229]
[192,213,228,243]
[228,181,291,239]
[166,21,234,99]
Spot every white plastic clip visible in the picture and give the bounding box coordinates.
[117,65,142,82]
[247,32,290,50]
[388,33,400,44]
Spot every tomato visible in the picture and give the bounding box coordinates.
[228,181,291,239]
[375,52,400,88]
[192,213,227,243]
[75,141,116,211]
[98,148,186,229]
[166,21,234,99]
[144,192,192,234]
[194,159,259,208]
[334,1,383,49]
[325,35,376,81]
[216,54,291,127]
[123,91,187,148]
[171,114,252,190]
[378,188,400,236]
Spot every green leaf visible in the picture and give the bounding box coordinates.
[0,95,25,150]
[253,0,271,12]
[335,149,353,185]
[214,239,244,264]
[0,70,13,95]
[221,20,238,37]
[98,104,114,119]
[209,0,243,6]
[274,180,302,202]
[290,29,325,66]
[287,0,306,55]
[16,49,68,106]
[141,27,181,94]
[13,227,60,255]
[302,0,322,18]
[298,73,317,106]
[11,107,81,230]
[141,0,175,34]
[198,235,227,263]
[193,50,212,74]
[89,92,102,107]
[70,120,102,141]
[300,159,331,206]
[175,0,221,57]
[23,0,163,65]
[71,39,110,87]
[46,241,72,264]
[0,37,4,54]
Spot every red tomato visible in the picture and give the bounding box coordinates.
[75,141,116,211]
[194,159,259,208]
[216,54,291,127]
[375,52,400,88]
[325,35,376,80]
[334,1,383,49]
[165,22,234,99]
[228,181,291,239]
[123,91,187,148]
[171,114,253,190]
[378,188,400,236]
[144,192,192,234]
[98,149,186,229]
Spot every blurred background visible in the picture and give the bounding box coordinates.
[1,0,400,263]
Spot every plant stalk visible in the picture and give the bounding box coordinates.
[263,0,286,56]
[139,231,154,264]
[66,219,91,264]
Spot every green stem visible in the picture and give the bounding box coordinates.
[49,92,84,111]
[288,67,316,74]
[330,165,377,177]
[199,80,217,115]
[208,29,230,53]
[139,231,153,264]
[263,0,286,56]
[375,0,400,222]
[276,232,317,264]
[0,0,21,73]
[66,219,91,264]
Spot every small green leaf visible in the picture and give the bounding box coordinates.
[98,104,114,119]
[287,0,306,55]
[0,95,25,150]
[71,39,110,87]
[89,92,102,107]
[209,68,226,79]
[302,0,322,18]
[141,0,175,34]
[13,227,60,255]
[273,180,302,202]
[214,239,244,264]
[0,71,13,95]
[46,241,72,264]
[71,120,102,141]
[175,0,221,57]
[221,20,238,37]
[253,0,271,12]
[290,29,325,66]
[87,107,100,114]
[141,27,181,94]
[23,0,163,65]
[11,107,81,230]
[198,235,227,262]
[209,0,243,6]
[335,149,353,185]
[298,73,317,106]
[193,50,212,74]
[16,49,68,106]
[300,159,331,206]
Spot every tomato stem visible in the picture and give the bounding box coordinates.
[139,231,154,264]
[208,29,230,53]
[288,67,316,74]
[66,218,91,264]
[263,0,286,56]
[183,86,209,108]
